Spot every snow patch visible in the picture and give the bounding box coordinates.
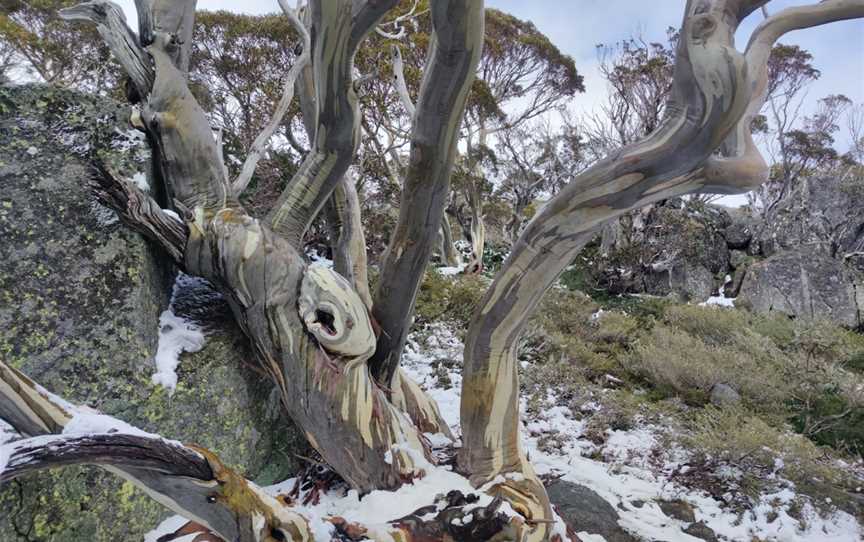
[305,248,334,268]
[130,171,149,192]
[700,275,736,307]
[63,412,156,439]
[152,309,205,392]
[143,319,862,542]
[151,274,207,393]
[436,265,464,276]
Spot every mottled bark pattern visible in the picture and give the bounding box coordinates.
[370,0,485,387]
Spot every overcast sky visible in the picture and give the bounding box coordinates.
[112,0,864,118]
[488,1,864,118]
[112,1,863,205]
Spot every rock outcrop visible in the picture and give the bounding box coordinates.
[736,250,862,328]
[587,173,864,328]
[0,85,306,541]
[596,199,731,301]
[734,175,864,327]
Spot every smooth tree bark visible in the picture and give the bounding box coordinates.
[459,1,864,537]
[368,0,485,387]
[2,1,864,541]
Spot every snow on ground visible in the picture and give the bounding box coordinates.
[398,323,862,542]
[142,321,862,541]
[151,274,207,393]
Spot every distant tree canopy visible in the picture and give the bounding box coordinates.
[0,0,120,90]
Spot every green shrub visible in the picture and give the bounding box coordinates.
[414,270,453,324]
[789,387,864,457]
[847,351,864,374]
[681,406,862,517]
[627,325,789,410]
[663,304,752,346]
[413,271,489,331]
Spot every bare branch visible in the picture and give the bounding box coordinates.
[391,44,416,117]
[267,0,399,246]
[89,161,188,264]
[0,362,73,437]
[58,1,153,99]
[232,5,311,195]
[327,174,373,308]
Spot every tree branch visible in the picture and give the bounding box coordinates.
[369,0,485,387]
[89,161,189,264]
[58,1,154,100]
[457,1,789,537]
[232,5,310,195]
[391,44,416,117]
[267,0,399,246]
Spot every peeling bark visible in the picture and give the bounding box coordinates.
[18,1,864,540]
[267,0,399,246]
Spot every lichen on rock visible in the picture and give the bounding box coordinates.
[0,84,307,542]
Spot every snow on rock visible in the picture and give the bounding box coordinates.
[306,248,334,268]
[130,171,149,192]
[701,295,735,307]
[436,265,464,276]
[151,274,207,393]
[700,274,736,307]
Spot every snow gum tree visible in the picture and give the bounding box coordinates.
[2,0,864,540]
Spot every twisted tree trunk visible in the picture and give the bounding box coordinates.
[2,1,863,541]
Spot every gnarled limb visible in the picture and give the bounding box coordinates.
[1,362,507,542]
[325,175,373,309]
[0,359,315,542]
[459,1,772,539]
[370,0,485,388]
[391,44,416,118]
[460,1,864,539]
[183,209,431,491]
[439,212,462,267]
[61,0,236,214]
[58,1,153,100]
[267,0,400,246]
[89,161,188,264]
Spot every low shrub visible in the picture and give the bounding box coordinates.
[414,270,489,331]
[679,406,863,519]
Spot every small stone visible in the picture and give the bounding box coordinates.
[683,521,718,542]
[26,145,39,156]
[547,481,639,542]
[657,499,696,523]
[710,383,741,407]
